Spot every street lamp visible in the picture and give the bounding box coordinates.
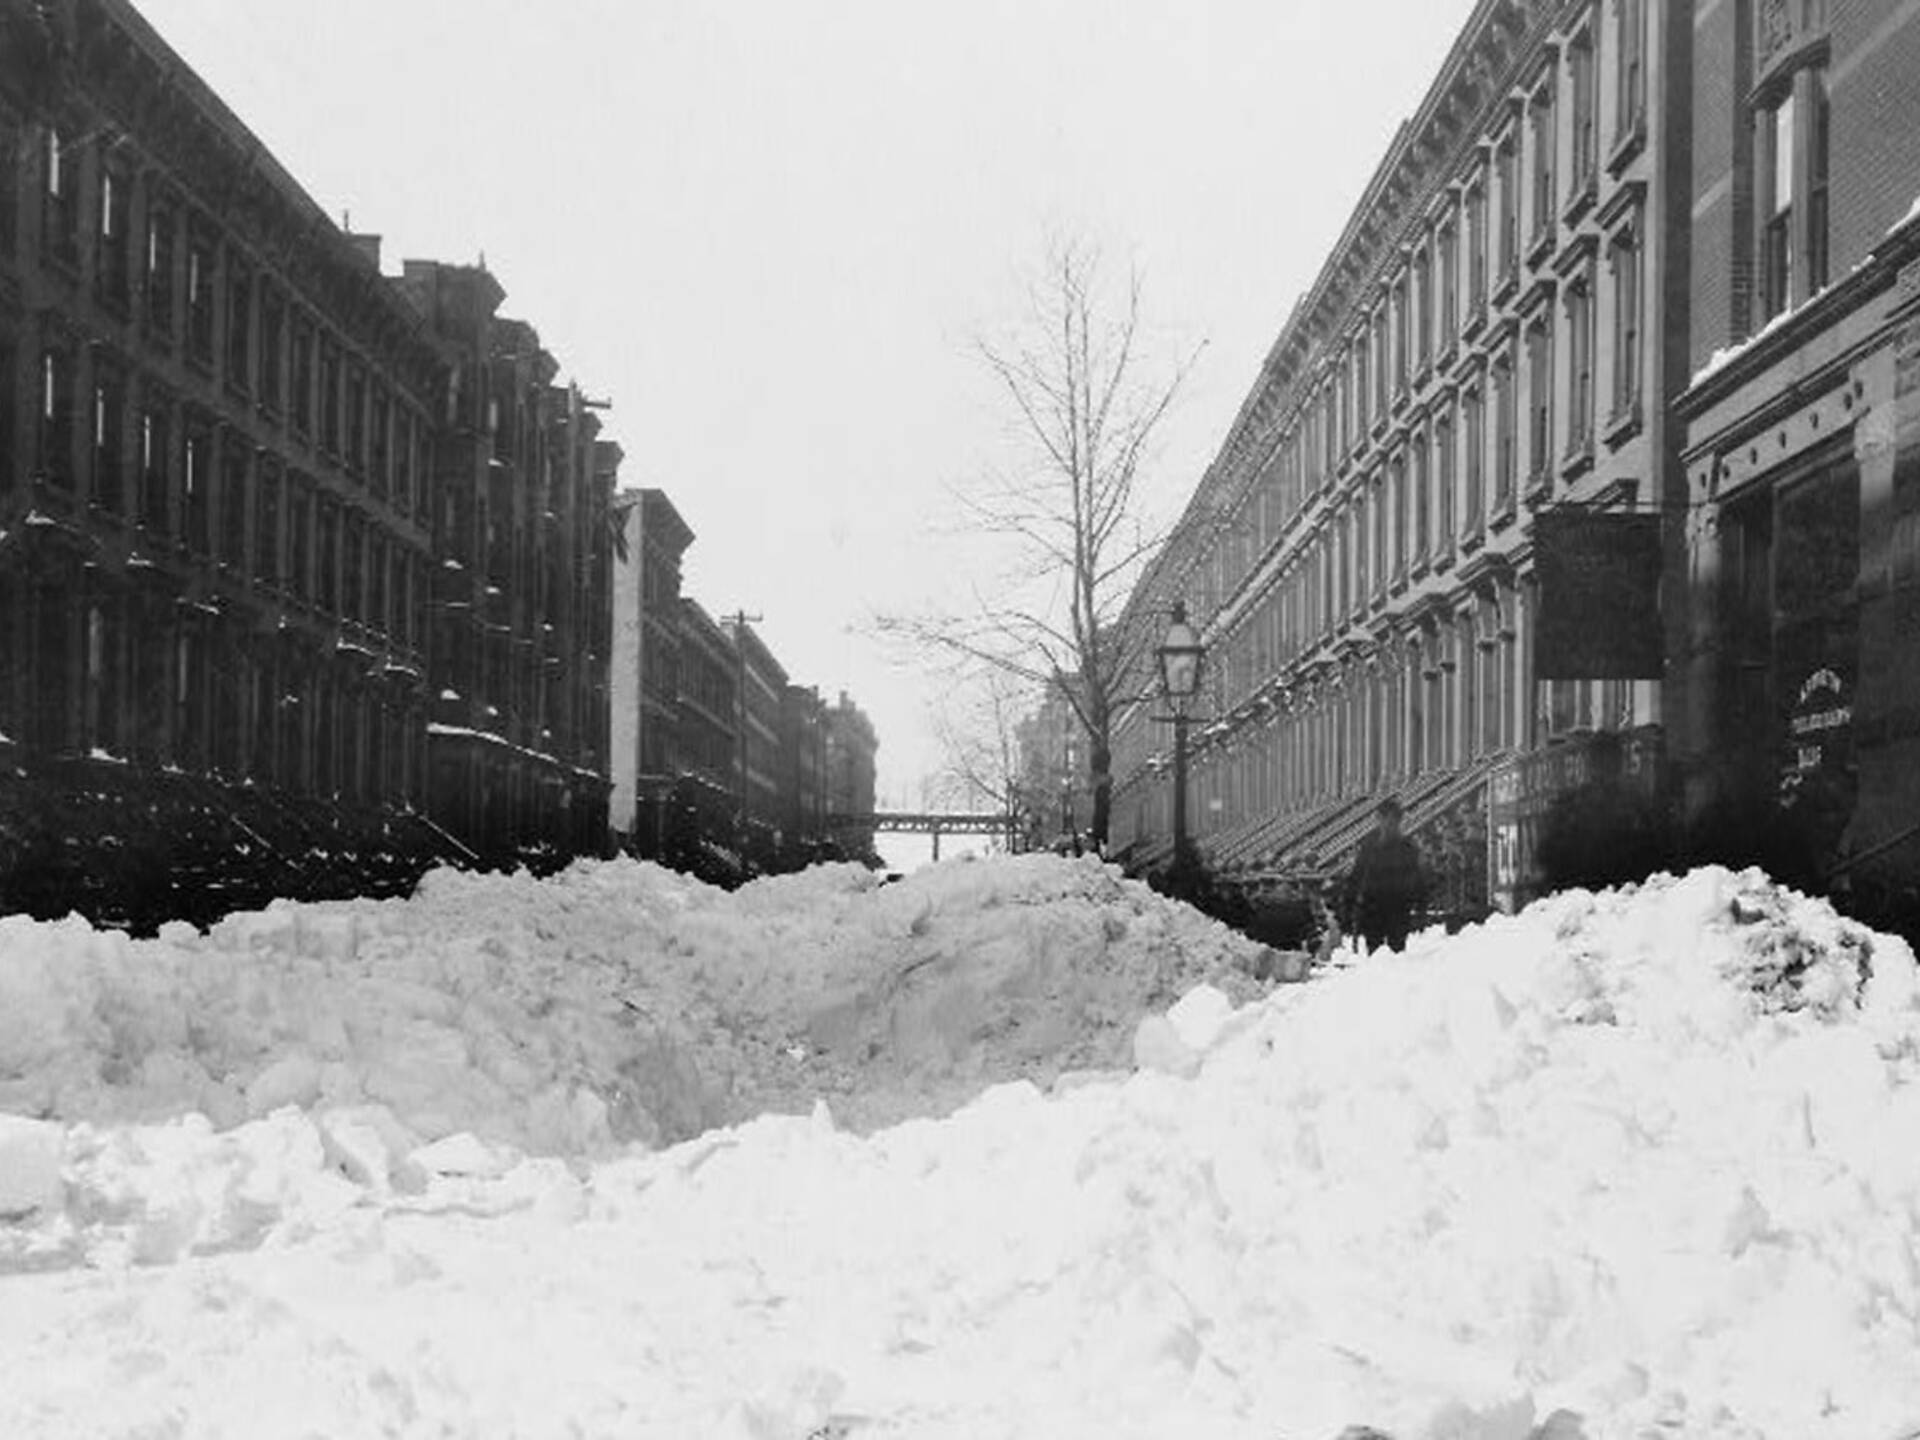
[1156,600,1206,878]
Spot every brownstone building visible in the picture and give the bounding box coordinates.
[1113,0,1687,913]
[0,0,619,923]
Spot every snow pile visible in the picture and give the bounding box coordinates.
[0,853,1262,1152]
[2,864,1918,1439]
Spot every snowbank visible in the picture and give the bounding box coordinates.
[2,863,1918,1439]
[0,853,1262,1151]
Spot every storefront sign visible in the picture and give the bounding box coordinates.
[1782,665,1852,795]
[1533,510,1664,679]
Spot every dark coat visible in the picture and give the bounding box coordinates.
[1343,829,1427,934]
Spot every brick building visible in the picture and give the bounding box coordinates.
[398,262,619,869]
[1676,0,1920,912]
[1113,0,1687,912]
[0,0,619,923]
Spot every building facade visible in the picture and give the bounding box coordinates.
[1114,0,1690,911]
[823,691,879,860]
[1676,0,1920,915]
[0,0,619,924]
[608,487,692,839]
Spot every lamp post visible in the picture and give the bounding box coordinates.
[1156,600,1206,883]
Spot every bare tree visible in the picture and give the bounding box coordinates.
[878,237,1199,849]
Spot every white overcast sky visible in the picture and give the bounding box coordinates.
[136,0,1477,807]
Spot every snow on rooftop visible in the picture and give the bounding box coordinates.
[1689,300,1805,390]
[0,860,1916,1437]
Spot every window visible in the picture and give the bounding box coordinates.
[1463,384,1485,532]
[1372,471,1388,599]
[291,318,315,435]
[1435,404,1456,554]
[1808,72,1829,295]
[0,109,19,256]
[1526,314,1552,486]
[1412,428,1431,562]
[37,347,74,487]
[1374,306,1391,415]
[1569,32,1597,197]
[1391,452,1409,580]
[1467,181,1488,316]
[256,463,282,586]
[319,342,341,453]
[1439,216,1460,341]
[1355,338,1371,439]
[1566,268,1596,455]
[1761,89,1795,319]
[395,410,414,512]
[186,227,216,366]
[1616,0,1646,146]
[344,513,365,622]
[226,257,252,390]
[1529,83,1555,246]
[370,531,388,638]
[1493,345,1517,512]
[1393,277,1409,395]
[139,400,171,534]
[1609,223,1642,422]
[1495,134,1519,284]
[318,502,340,613]
[220,441,248,567]
[1413,245,1432,369]
[40,127,78,264]
[370,387,391,498]
[92,370,125,516]
[0,335,14,492]
[289,479,312,600]
[183,424,210,553]
[96,164,131,308]
[260,289,285,414]
[346,365,367,473]
[145,206,175,338]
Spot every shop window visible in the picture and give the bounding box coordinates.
[85,603,120,755]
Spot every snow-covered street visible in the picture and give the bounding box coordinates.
[3,856,1918,1439]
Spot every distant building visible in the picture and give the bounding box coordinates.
[395,262,618,868]
[722,615,787,854]
[608,487,693,840]
[823,691,879,860]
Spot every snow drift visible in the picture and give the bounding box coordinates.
[1,859,1917,1439]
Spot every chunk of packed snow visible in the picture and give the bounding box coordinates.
[0,861,1917,1439]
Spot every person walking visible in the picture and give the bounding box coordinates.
[1341,796,1427,953]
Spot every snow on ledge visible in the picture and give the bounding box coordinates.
[1688,299,1804,390]
[1891,190,1920,237]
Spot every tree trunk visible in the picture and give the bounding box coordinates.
[1088,734,1112,850]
